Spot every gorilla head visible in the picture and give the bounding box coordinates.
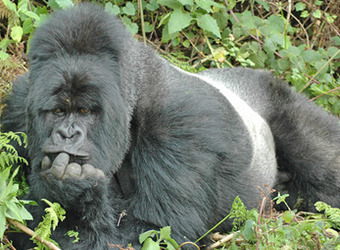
[1,3,339,249]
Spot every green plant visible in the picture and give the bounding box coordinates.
[213,194,340,249]
[139,226,180,250]
[0,0,48,60]
[2,1,339,115]
[31,199,66,249]
[0,132,77,249]
[315,201,340,230]
[0,132,33,248]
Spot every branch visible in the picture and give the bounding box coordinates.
[208,232,237,249]
[7,218,61,250]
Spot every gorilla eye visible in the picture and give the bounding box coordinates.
[54,108,65,115]
[79,108,90,114]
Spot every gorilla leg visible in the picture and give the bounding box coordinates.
[268,86,340,210]
[199,68,340,210]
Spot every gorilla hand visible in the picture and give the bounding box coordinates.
[40,152,108,213]
[41,152,105,180]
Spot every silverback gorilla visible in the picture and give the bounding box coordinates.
[1,3,340,249]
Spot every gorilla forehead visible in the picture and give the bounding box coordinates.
[28,57,121,112]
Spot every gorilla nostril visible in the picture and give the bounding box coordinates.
[54,126,84,143]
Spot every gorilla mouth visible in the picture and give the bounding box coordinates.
[42,146,90,169]
[43,145,90,159]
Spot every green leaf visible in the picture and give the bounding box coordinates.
[11,26,23,43]
[0,168,11,197]
[2,0,17,12]
[213,11,229,30]
[121,16,139,34]
[55,0,74,9]
[302,49,317,63]
[301,10,309,18]
[157,0,182,9]
[105,3,120,16]
[66,230,79,243]
[177,0,193,6]
[197,14,221,38]
[122,2,136,16]
[139,229,158,244]
[0,206,6,240]
[159,226,171,240]
[0,38,10,50]
[6,200,33,222]
[288,46,300,56]
[146,0,159,11]
[266,15,285,34]
[312,9,322,19]
[141,238,160,250]
[263,37,277,54]
[22,10,40,21]
[255,0,270,11]
[0,51,9,61]
[282,210,295,223]
[325,13,337,23]
[274,193,289,205]
[144,22,154,33]
[23,18,34,35]
[270,33,285,47]
[164,238,179,250]
[295,2,306,11]
[241,219,256,240]
[277,58,290,71]
[17,0,27,12]
[168,9,192,34]
[249,50,267,68]
[315,61,329,75]
[327,46,340,59]
[315,0,323,6]
[195,0,224,13]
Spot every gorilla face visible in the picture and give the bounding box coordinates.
[25,55,131,204]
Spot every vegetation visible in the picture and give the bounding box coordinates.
[0,0,339,249]
[140,194,340,249]
[1,0,339,114]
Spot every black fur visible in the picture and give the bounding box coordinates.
[1,3,339,249]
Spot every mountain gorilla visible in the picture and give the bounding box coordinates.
[1,3,340,249]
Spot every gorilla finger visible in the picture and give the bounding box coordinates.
[41,156,52,170]
[51,153,70,179]
[53,152,70,166]
[63,163,82,179]
[95,168,105,179]
[81,164,105,179]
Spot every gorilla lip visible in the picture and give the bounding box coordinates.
[43,146,90,159]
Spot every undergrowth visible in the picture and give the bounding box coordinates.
[1,0,339,114]
[140,193,340,249]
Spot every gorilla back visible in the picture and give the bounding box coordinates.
[1,3,339,249]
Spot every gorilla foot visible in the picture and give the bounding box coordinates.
[41,152,105,180]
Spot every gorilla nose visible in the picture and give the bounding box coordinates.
[56,126,83,141]
[43,123,90,158]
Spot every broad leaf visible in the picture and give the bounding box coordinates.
[168,9,192,34]
[197,14,221,38]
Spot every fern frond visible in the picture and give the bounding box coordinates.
[0,1,11,19]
